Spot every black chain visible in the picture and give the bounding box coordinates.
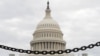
[0,41,100,55]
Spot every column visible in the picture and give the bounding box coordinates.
[59,43,61,50]
[47,42,48,50]
[39,42,40,50]
[48,42,50,50]
[44,42,46,50]
[41,42,43,50]
[35,43,37,50]
[55,42,57,50]
[34,43,36,50]
[56,42,58,50]
[43,42,45,50]
[54,42,56,50]
[50,42,51,50]
[51,42,53,50]
[53,42,54,49]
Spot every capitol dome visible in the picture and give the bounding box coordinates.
[31,1,66,51]
[33,2,63,39]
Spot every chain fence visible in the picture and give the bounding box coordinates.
[0,41,100,55]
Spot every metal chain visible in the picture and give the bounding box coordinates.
[0,41,100,55]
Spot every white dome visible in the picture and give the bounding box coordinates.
[31,1,66,51]
[36,18,60,30]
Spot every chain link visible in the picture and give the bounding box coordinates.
[0,41,100,55]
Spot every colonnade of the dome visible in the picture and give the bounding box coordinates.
[31,42,65,51]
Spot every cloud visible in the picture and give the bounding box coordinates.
[0,0,34,19]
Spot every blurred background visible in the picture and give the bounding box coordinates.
[0,0,100,56]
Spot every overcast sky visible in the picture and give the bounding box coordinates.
[0,0,100,56]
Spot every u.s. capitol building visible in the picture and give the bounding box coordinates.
[9,1,88,56]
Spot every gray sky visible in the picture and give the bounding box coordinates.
[0,0,100,56]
